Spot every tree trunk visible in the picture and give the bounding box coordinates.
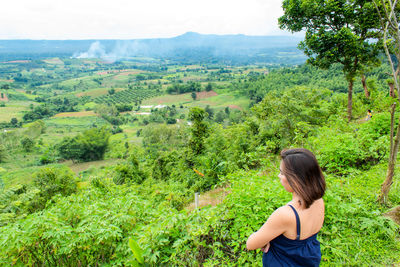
[347,79,353,122]
[379,103,400,204]
[361,75,370,98]
[389,82,395,97]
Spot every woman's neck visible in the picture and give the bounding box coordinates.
[291,193,303,208]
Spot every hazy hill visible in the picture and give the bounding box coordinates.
[0,32,305,64]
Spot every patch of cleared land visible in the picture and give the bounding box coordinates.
[192,93,249,109]
[142,93,192,105]
[54,111,96,118]
[97,69,146,76]
[66,158,121,174]
[186,187,230,211]
[195,91,218,99]
[2,60,31,63]
[42,58,64,65]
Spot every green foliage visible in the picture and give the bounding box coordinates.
[22,104,57,122]
[23,120,46,138]
[205,105,214,119]
[0,183,178,266]
[94,103,119,117]
[205,82,213,92]
[0,184,41,226]
[279,0,381,78]
[94,86,161,105]
[10,117,18,126]
[191,92,197,100]
[252,86,335,151]
[116,103,133,112]
[188,107,208,156]
[167,81,202,94]
[20,136,34,152]
[39,153,57,165]
[1,56,400,266]
[0,144,7,163]
[310,114,391,174]
[152,150,179,181]
[32,166,77,209]
[108,88,116,95]
[0,157,399,266]
[137,169,400,266]
[142,124,187,155]
[113,154,145,185]
[129,238,144,264]
[57,127,110,162]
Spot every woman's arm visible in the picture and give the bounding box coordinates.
[246,207,290,250]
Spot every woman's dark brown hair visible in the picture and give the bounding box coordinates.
[280,148,326,208]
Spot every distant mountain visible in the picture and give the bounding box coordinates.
[0,32,306,65]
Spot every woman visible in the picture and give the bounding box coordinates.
[246,148,326,267]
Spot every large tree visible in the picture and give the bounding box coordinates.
[279,0,381,121]
[373,0,400,204]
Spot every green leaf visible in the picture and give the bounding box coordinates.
[129,237,144,264]
[131,259,140,267]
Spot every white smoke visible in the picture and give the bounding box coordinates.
[72,40,146,62]
[73,41,106,59]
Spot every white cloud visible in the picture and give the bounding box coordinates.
[0,0,292,39]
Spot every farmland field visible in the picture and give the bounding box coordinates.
[0,101,31,122]
[53,111,96,117]
[75,87,125,97]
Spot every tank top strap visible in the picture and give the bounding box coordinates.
[288,204,301,240]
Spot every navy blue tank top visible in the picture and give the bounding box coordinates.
[262,205,321,267]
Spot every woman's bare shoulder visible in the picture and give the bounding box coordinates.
[270,205,295,223]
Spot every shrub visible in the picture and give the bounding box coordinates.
[0,144,6,163]
[113,155,144,185]
[152,150,179,180]
[166,118,177,124]
[310,117,390,174]
[31,167,77,210]
[57,127,110,162]
[21,137,34,152]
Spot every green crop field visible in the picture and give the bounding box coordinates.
[75,87,124,97]
[0,101,32,122]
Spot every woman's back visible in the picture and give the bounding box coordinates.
[282,198,324,240]
[262,200,324,267]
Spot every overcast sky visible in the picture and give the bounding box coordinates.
[0,0,300,40]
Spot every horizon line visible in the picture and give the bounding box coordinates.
[0,32,304,41]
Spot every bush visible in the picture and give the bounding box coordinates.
[310,116,390,174]
[166,118,177,124]
[21,137,34,152]
[0,144,7,163]
[113,155,144,185]
[57,127,110,162]
[152,150,179,180]
[112,126,123,134]
[31,167,77,210]
[39,155,56,165]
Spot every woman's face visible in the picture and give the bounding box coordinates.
[279,161,294,192]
